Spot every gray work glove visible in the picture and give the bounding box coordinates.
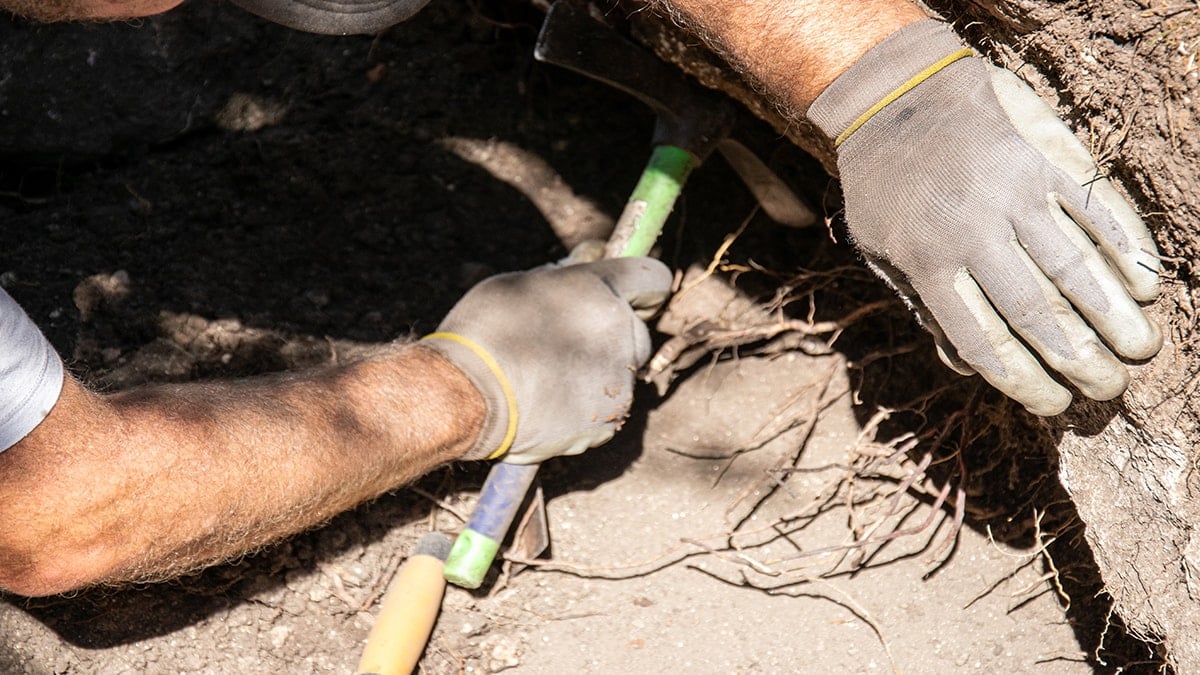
[807,19,1162,416]
[229,0,432,35]
[422,257,672,464]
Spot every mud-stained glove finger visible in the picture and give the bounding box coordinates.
[919,272,1073,416]
[1016,189,1162,361]
[988,68,1161,303]
[967,237,1129,402]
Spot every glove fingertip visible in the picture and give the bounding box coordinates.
[935,340,976,376]
[584,428,615,452]
[1125,271,1161,304]
[1116,315,1162,362]
[986,355,1074,417]
[591,257,673,308]
[1022,391,1073,417]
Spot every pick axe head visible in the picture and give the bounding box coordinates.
[535,0,816,228]
[534,0,733,159]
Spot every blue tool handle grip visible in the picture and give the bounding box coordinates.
[443,462,540,589]
[468,461,540,541]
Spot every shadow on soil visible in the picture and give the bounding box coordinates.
[840,311,1162,668]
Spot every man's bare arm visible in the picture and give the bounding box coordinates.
[653,0,927,113]
[0,258,671,597]
[0,0,181,22]
[0,344,484,596]
[655,0,1161,413]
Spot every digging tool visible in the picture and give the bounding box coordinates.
[533,0,817,231]
[356,531,453,675]
[442,0,816,592]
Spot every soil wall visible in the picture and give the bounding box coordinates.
[624,0,1200,669]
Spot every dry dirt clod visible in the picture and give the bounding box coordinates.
[480,635,524,673]
[72,270,131,322]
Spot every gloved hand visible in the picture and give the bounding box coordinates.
[421,257,672,463]
[807,20,1162,416]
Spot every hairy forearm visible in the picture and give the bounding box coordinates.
[654,0,928,113]
[0,0,181,22]
[0,343,483,595]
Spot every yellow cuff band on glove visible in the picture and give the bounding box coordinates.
[835,48,974,147]
[422,332,518,460]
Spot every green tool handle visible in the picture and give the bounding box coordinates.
[606,145,697,258]
[442,144,697,590]
[442,462,539,589]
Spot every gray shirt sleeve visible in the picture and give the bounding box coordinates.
[0,288,64,452]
